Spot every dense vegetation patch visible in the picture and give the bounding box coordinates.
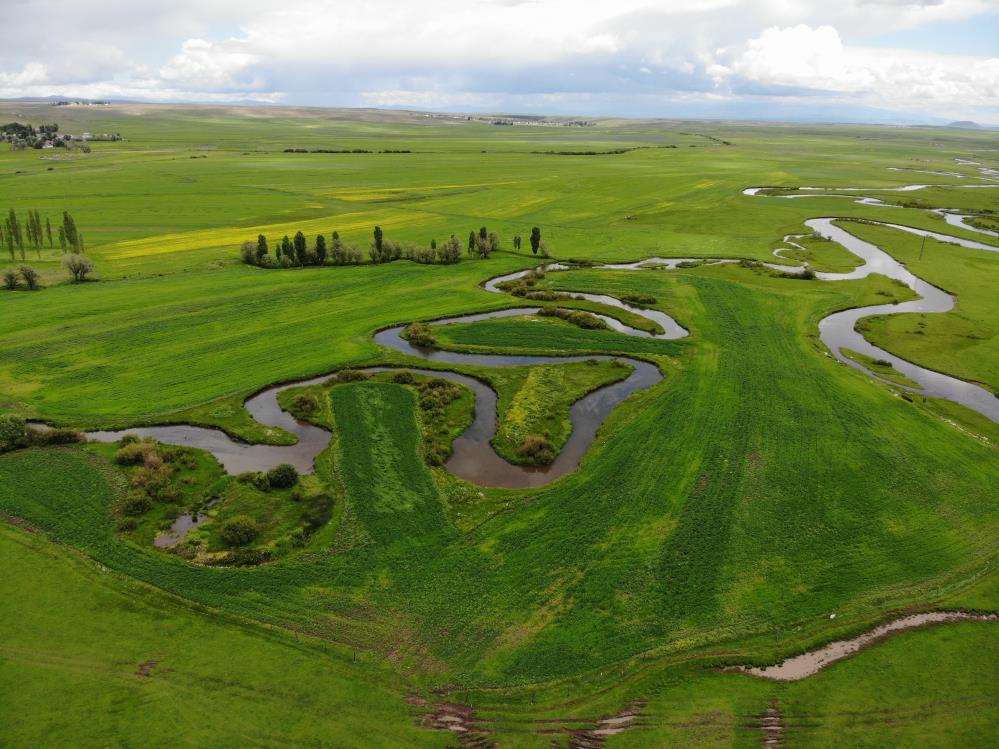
[491,360,632,465]
[536,306,608,329]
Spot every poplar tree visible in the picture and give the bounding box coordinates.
[13,211,24,260]
[62,211,79,251]
[45,217,53,247]
[32,210,42,248]
[293,231,307,265]
[530,226,541,254]
[255,234,269,263]
[314,234,327,264]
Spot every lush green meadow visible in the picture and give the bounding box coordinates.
[1,103,997,745]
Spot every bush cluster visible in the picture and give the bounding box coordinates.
[334,369,369,383]
[266,463,299,489]
[498,268,546,297]
[288,393,318,417]
[517,433,557,465]
[536,306,608,330]
[2,266,41,291]
[620,293,657,307]
[0,415,82,454]
[403,321,436,347]
[113,438,181,515]
[416,378,464,466]
[221,515,260,546]
[524,289,569,302]
[370,232,463,265]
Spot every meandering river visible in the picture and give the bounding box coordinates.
[66,176,999,487]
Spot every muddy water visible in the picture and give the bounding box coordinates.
[803,218,999,422]
[734,193,999,421]
[482,267,688,338]
[84,372,332,475]
[153,498,219,548]
[81,303,673,487]
[743,612,997,681]
[370,331,662,488]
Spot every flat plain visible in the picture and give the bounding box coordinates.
[1,103,997,747]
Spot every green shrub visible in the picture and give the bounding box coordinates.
[116,517,139,532]
[536,307,607,330]
[417,378,461,412]
[266,463,298,488]
[620,293,657,307]
[289,393,317,416]
[404,321,435,347]
[30,427,82,446]
[300,494,334,533]
[0,414,27,452]
[517,434,557,465]
[336,369,369,383]
[114,439,159,465]
[220,515,260,546]
[131,465,177,502]
[525,290,569,302]
[392,370,415,384]
[122,491,152,516]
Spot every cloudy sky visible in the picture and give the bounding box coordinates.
[1,0,997,123]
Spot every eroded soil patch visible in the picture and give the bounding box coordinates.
[743,611,997,681]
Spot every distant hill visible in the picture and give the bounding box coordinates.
[948,120,981,129]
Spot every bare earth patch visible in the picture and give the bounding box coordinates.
[742,612,997,681]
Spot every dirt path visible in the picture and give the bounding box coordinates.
[757,699,784,747]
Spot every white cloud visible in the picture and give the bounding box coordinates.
[160,39,262,91]
[712,23,999,110]
[0,62,49,88]
[0,0,996,121]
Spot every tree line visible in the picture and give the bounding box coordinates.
[241,225,548,268]
[3,209,84,261]
[2,209,95,290]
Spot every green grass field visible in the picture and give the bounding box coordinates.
[1,103,997,746]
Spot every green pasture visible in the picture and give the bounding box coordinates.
[0,104,997,745]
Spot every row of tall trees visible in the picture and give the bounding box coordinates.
[242,225,506,268]
[2,209,84,261]
[242,231,366,267]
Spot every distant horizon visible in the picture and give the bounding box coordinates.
[2,97,995,130]
[1,1,996,126]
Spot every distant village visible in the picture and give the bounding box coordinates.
[1,121,124,151]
